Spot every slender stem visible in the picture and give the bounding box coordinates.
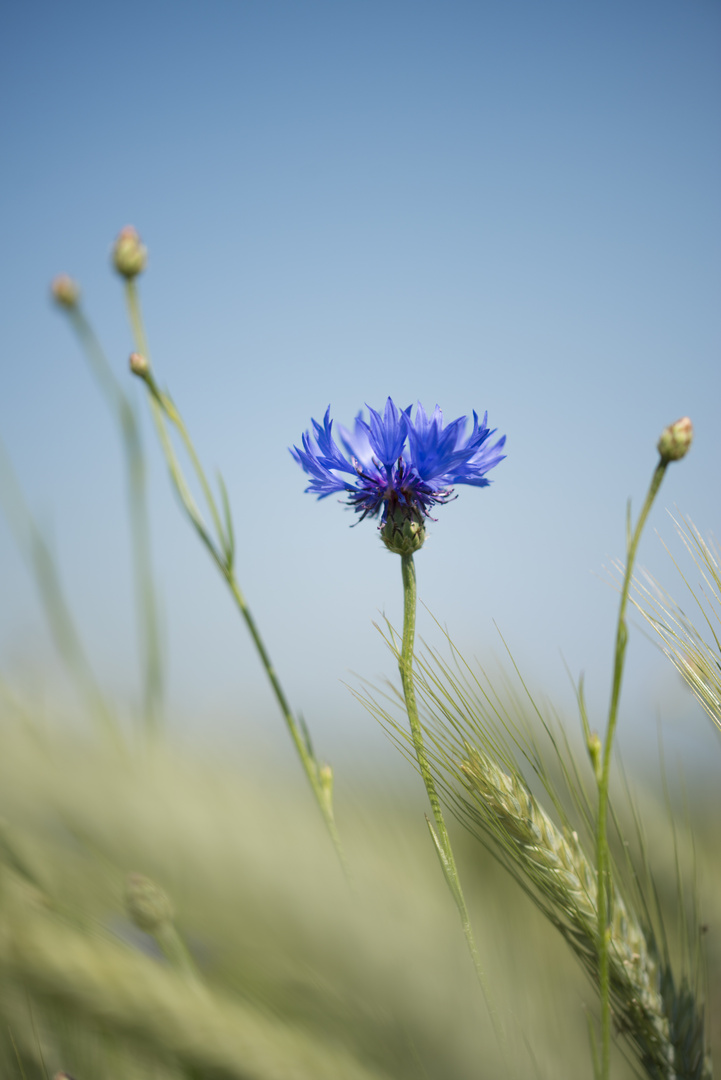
[596,460,667,1080]
[399,553,500,1035]
[125,282,225,546]
[63,305,163,737]
[0,439,120,745]
[122,283,349,877]
[153,921,201,984]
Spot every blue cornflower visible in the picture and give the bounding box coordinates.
[292,398,505,554]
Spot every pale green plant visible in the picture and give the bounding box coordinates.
[1,892,389,1080]
[0,715,618,1080]
[358,628,712,1079]
[109,228,346,873]
[0,438,119,742]
[591,425,688,1080]
[51,274,164,737]
[1,232,714,1080]
[396,549,498,1031]
[629,513,721,734]
[460,746,676,1078]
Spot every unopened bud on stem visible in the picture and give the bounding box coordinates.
[657,417,693,463]
[112,225,147,278]
[318,763,334,811]
[587,730,602,782]
[51,275,80,308]
[129,351,150,378]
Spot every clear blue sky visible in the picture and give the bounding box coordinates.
[1,0,719,769]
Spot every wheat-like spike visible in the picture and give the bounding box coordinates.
[0,899,390,1080]
[460,746,711,1080]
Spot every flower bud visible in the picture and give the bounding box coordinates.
[657,417,693,463]
[317,762,334,813]
[125,872,173,933]
[380,505,426,556]
[319,762,333,791]
[587,731,602,782]
[112,226,147,278]
[51,274,80,308]
[129,351,150,378]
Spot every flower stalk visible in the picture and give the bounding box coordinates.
[399,551,500,1035]
[293,395,506,1016]
[52,281,163,738]
[122,279,348,878]
[594,419,693,1080]
[0,437,120,745]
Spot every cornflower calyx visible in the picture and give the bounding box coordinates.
[292,398,505,548]
[380,503,426,556]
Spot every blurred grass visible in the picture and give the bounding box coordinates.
[0,699,718,1079]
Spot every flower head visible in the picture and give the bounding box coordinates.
[292,398,505,551]
[50,274,80,308]
[112,225,147,279]
[657,416,693,464]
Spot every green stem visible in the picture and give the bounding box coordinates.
[596,460,667,1080]
[153,921,201,984]
[125,282,225,546]
[63,305,164,738]
[122,283,349,878]
[0,439,120,745]
[399,553,500,1035]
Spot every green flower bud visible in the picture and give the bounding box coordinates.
[319,762,333,793]
[657,417,693,463]
[125,872,173,933]
[318,762,334,811]
[51,274,80,308]
[380,505,426,556]
[112,225,147,278]
[587,731,602,782]
[129,351,150,378]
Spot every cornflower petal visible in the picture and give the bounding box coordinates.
[292,398,505,531]
[290,438,351,499]
[338,414,376,471]
[405,404,481,482]
[449,430,507,486]
[309,407,357,475]
[358,396,410,468]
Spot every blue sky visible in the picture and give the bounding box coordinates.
[1,0,719,769]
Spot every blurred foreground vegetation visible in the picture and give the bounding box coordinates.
[0,700,718,1080]
[0,235,715,1078]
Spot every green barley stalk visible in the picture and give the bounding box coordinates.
[459,744,710,1080]
[628,513,721,734]
[586,418,693,1080]
[358,614,711,1079]
[1,903,389,1080]
[396,551,500,1035]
